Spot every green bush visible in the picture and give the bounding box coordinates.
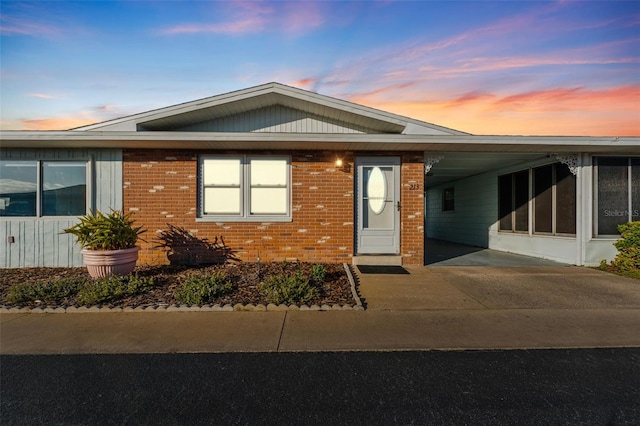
[175,272,233,305]
[63,209,145,250]
[310,264,326,284]
[6,278,86,304]
[260,270,319,305]
[77,274,155,305]
[612,221,640,271]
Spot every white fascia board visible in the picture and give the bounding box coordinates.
[74,84,281,131]
[1,131,639,153]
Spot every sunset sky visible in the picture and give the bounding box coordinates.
[1,0,638,136]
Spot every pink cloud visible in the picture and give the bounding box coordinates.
[160,0,326,36]
[17,117,99,131]
[27,93,56,99]
[345,82,417,104]
[161,18,265,35]
[291,78,317,89]
[358,85,640,137]
[281,2,325,33]
[0,16,61,36]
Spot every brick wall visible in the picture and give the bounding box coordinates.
[123,149,424,266]
[400,154,425,265]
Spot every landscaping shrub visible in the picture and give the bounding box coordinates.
[77,274,155,305]
[63,209,145,250]
[612,221,640,271]
[6,278,86,304]
[311,264,326,284]
[175,272,233,305]
[260,270,319,305]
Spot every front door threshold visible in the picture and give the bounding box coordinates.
[352,255,403,266]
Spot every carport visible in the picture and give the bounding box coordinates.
[423,150,586,265]
[424,239,564,266]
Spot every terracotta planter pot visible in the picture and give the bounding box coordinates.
[81,246,141,279]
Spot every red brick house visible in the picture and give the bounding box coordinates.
[1,83,638,267]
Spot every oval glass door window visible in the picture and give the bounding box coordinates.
[367,166,387,215]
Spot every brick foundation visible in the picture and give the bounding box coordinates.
[123,149,424,265]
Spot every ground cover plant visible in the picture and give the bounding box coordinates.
[0,262,355,308]
[600,221,640,280]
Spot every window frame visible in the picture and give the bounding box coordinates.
[498,162,576,236]
[198,154,292,222]
[442,187,455,212]
[593,156,639,237]
[532,163,576,236]
[498,169,530,234]
[0,158,91,218]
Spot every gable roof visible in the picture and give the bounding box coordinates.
[73,82,468,136]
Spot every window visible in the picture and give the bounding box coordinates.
[442,187,454,211]
[594,157,640,236]
[498,170,529,232]
[0,160,87,217]
[499,162,576,235]
[533,163,576,235]
[199,155,291,221]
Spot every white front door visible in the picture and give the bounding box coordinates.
[356,156,401,254]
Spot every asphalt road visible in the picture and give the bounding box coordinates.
[2,349,639,425]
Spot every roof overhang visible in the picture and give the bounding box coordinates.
[1,131,638,153]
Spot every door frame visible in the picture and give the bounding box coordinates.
[355,156,401,254]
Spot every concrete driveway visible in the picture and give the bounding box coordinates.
[356,265,640,311]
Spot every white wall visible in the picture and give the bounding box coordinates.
[426,172,496,247]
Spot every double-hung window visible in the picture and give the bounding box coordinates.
[199,155,291,221]
[0,160,88,217]
[594,157,640,236]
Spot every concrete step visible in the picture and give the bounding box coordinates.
[352,255,403,266]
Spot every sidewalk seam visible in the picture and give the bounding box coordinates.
[276,311,287,352]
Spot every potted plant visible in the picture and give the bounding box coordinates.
[63,209,146,278]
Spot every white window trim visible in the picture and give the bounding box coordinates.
[197,155,292,222]
[0,158,91,219]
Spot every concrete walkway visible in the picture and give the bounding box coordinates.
[2,262,639,354]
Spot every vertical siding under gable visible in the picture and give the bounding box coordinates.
[1,148,122,268]
[178,105,369,133]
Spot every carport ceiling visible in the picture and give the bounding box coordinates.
[425,152,548,187]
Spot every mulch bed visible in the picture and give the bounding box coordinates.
[0,262,357,309]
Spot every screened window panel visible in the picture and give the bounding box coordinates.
[42,161,86,216]
[498,174,513,231]
[555,164,576,234]
[203,159,241,186]
[597,157,628,235]
[204,188,241,215]
[632,159,640,222]
[250,188,287,214]
[534,165,553,233]
[514,170,529,232]
[250,159,287,186]
[0,160,37,216]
